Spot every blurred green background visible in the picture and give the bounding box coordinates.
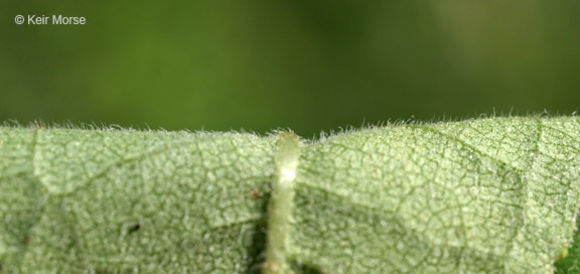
[1,0,579,137]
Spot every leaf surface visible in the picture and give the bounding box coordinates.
[0,117,579,273]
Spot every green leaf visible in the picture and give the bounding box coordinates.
[554,214,580,273]
[0,116,579,273]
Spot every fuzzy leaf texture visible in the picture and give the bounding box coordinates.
[0,117,579,273]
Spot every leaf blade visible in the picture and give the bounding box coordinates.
[1,117,579,273]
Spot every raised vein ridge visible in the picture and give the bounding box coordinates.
[264,132,301,274]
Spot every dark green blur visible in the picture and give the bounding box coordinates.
[1,1,579,137]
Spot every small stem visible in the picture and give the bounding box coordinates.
[264,132,300,274]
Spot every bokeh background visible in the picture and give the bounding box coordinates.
[1,0,579,137]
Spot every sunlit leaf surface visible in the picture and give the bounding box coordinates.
[1,116,579,273]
